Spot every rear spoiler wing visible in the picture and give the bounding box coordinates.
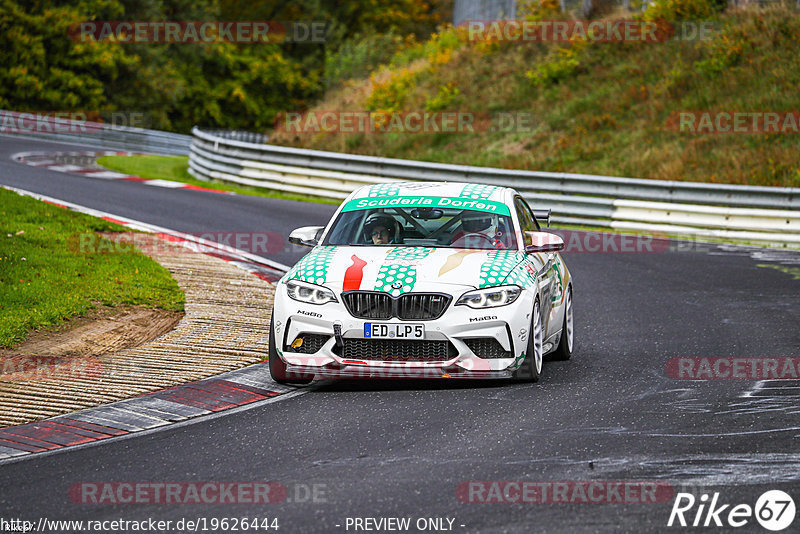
[532,209,551,228]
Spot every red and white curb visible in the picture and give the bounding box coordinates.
[0,364,299,462]
[12,150,231,195]
[0,186,299,461]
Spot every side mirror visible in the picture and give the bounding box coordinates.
[524,232,564,253]
[531,209,551,228]
[289,226,324,247]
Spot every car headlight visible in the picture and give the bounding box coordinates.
[286,279,338,305]
[455,285,522,308]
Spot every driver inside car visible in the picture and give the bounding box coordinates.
[450,212,507,249]
[363,214,402,245]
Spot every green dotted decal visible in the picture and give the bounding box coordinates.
[284,246,338,285]
[478,250,527,288]
[505,260,538,289]
[460,183,500,200]
[374,247,435,296]
[366,183,401,197]
[550,255,564,303]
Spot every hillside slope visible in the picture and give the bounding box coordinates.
[270,4,800,187]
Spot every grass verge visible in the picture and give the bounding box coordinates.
[0,188,184,348]
[96,154,339,205]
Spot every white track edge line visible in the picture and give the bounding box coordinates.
[2,185,291,273]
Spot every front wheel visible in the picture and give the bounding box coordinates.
[513,299,543,383]
[268,315,313,385]
[551,287,573,361]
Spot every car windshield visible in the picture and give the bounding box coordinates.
[323,207,518,249]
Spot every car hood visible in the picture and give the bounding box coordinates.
[282,246,528,295]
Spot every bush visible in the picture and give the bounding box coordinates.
[424,83,462,111]
[643,0,722,21]
[526,38,587,86]
[324,33,409,88]
[694,25,753,75]
[519,0,563,21]
[366,68,418,112]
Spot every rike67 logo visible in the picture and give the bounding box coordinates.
[668,490,796,531]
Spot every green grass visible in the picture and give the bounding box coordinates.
[0,188,184,348]
[96,155,339,205]
[270,5,800,188]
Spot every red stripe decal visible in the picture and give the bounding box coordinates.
[343,255,367,292]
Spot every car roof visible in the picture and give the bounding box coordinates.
[349,181,516,204]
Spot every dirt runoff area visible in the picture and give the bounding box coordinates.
[0,306,184,381]
[0,251,275,427]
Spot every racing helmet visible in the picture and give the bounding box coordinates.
[363,214,400,243]
[461,211,497,234]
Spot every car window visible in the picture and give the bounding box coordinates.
[323,207,518,249]
[514,197,537,246]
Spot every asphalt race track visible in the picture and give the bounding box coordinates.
[1,136,799,533]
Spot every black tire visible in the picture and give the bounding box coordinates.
[268,315,313,385]
[551,286,573,362]
[513,299,543,383]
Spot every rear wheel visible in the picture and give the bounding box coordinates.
[551,287,573,361]
[513,299,543,383]
[269,316,313,385]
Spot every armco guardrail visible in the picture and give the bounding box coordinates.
[188,127,800,246]
[0,110,191,155]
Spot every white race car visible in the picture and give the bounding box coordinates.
[269,182,573,384]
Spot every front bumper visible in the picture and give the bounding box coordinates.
[273,286,534,380]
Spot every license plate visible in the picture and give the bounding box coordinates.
[364,323,424,339]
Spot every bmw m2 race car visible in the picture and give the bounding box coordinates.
[269,182,573,384]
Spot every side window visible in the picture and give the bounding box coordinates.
[514,197,537,246]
